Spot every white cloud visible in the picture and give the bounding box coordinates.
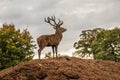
[0,0,120,59]
[60,48,76,57]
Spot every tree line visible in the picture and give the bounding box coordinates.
[0,24,119,70]
[73,27,120,62]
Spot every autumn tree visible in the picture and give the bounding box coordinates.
[0,24,36,70]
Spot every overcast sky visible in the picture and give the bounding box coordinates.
[0,0,120,58]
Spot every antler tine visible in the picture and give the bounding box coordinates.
[44,16,63,27]
[51,16,54,20]
[51,16,56,22]
[50,16,57,26]
[44,18,46,22]
[44,17,56,26]
[53,16,56,21]
[44,17,49,23]
[54,16,58,25]
[58,19,63,26]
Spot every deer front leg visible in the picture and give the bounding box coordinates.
[52,46,55,58]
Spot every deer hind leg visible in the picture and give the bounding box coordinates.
[38,46,45,59]
[38,40,46,59]
[38,49,41,59]
[55,46,58,58]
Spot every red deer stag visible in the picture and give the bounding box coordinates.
[37,16,67,59]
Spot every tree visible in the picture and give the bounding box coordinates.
[74,27,120,62]
[91,27,120,61]
[0,24,36,70]
[73,28,104,58]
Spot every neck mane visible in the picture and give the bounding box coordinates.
[55,30,63,39]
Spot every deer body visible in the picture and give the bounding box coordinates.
[37,34,62,46]
[37,16,66,59]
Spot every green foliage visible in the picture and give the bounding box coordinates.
[0,24,36,70]
[74,27,120,62]
[91,27,120,62]
[73,28,104,58]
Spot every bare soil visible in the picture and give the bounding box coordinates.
[0,57,120,80]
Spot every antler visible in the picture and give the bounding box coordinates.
[44,16,63,27]
[58,19,63,26]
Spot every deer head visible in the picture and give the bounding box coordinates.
[44,16,67,34]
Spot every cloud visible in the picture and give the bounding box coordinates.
[0,0,120,58]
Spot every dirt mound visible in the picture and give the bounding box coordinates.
[0,57,120,80]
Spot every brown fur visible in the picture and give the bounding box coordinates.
[37,16,66,59]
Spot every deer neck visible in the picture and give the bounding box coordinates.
[55,31,63,39]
